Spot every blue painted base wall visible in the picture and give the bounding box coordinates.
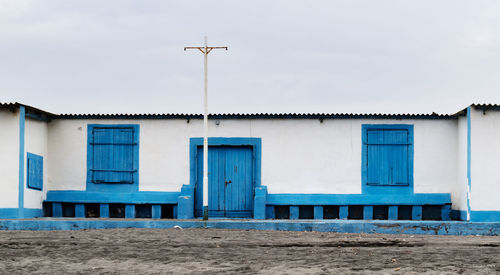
[0,208,43,219]
[0,219,498,236]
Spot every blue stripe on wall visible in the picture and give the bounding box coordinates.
[0,208,42,219]
[45,191,180,204]
[0,219,498,235]
[18,106,25,218]
[471,211,500,222]
[466,106,472,221]
[266,193,451,205]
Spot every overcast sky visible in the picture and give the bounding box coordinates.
[1,1,499,115]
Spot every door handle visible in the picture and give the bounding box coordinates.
[225,180,232,184]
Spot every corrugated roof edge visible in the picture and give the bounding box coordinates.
[55,112,456,119]
[0,102,56,119]
[1,102,490,119]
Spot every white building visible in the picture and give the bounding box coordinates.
[0,102,498,222]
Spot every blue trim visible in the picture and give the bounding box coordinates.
[26,152,43,191]
[466,107,472,220]
[46,191,180,204]
[266,193,451,206]
[0,208,42,219]
[0,219,497,235]
[471,211,500,222]
[361,124,414,195]
[188,137,262,218]
[86,124,140,193]
[18,106,25,218]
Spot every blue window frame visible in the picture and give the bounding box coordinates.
[27,153,43,190]
[362,124,414,194]
[87,125,139,192]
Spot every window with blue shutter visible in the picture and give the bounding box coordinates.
[87,125,139,186]
[27,153,43,190]
[362,125,414,194]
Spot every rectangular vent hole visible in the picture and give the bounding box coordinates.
[274,206,290,219]
[373,206,388,220]
[348,205,364,220]
[299,206,314,219]
[62,203,75,218]
[422,205,442,220]
[109,204,125,218]
[135,204,152,218]
[85,203,100,218]
[43,202,52,217]
[398,206,412,220]
[323,206,339,219]
[161,205,174,219]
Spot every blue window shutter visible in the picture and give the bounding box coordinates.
[27,153,43,190]
[366,129,409,186]
[92,127,135,184]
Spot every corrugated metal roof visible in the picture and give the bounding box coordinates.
[56,112,455,119]
[0,102,484,120]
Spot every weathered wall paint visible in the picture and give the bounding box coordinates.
[46,118,458,197]
[0,109,20,208]
[24,117,49,209]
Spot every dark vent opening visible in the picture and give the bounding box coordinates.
[161,205,174,219]
[373,206,388,220]
[348,205,364,220]
[109,204,125,218]
[62,203,75,218]
[398,206,412,220]
[274,206,290,219]
[85,204,100,218]
[422,205,442,220]
[299,206,314,219]
[42,202,52,217]
[135,204,152,218]
[323,206,339,219]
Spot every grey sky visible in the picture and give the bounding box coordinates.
[1,1,499,114]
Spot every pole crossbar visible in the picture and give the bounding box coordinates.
[184,37,228,221]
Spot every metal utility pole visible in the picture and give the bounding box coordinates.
[184,37,228,220]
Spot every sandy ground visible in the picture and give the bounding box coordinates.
[0,228,498,274]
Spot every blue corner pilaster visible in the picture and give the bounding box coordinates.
[177,185,194,219]
[339,206,348,219]
[18,106,25,218]
[364,206,373,220]
[254,186,267,219]
[125,204,135,219]
[75,204,85,218]
[441,204,451,221]
[100,204,109,218]
[177,197,193,219]
[290,206,299,220]
[412,206,422,220]
[152,205,161,219]
[314,206,323,219]
[389,206,398,220]
[266,206,275,219]
[53,203,62,217]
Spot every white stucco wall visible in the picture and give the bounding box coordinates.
[24,117,48,209]
[470,108,500,211]
[0,109,19,208]
[47,118,458,197]
[453,115,469,211]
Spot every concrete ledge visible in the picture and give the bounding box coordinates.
[0,219,498,235]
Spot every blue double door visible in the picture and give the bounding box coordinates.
[195,146,254,218]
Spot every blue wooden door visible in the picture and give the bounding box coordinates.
[366,129,409,186]
[195,146,254,218]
